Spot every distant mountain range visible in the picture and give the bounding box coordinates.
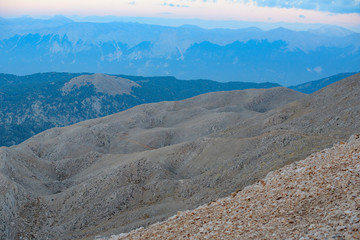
[0,16,359,85]
[1,73,359,239]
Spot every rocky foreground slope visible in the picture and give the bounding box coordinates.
[0,73,359,239]
[110,134,360,240]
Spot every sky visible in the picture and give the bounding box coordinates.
[1,0,360,30]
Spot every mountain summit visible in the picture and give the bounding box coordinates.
[61,73,140,96]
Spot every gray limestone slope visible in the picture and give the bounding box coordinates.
[22,87,302,160]
[0,87,304,239]
[111,134,360,240]
[0,72,280,147]
[1,72,360,239]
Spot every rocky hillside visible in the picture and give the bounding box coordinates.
[110,134,360,239]
[0,73,359,239]
[0,72,278,146]
[1,71,354,147]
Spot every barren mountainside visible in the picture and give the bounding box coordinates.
[111,134,360,239]
[0,72,279,146]
[0,73,359,239]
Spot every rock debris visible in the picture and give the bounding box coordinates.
[108,134,360,240]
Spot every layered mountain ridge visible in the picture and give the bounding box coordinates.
[0,72,279,146]
[0,73,359,239]
[1,17,359,84]
[0,71,355,147]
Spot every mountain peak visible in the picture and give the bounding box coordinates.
[49,15,73,24]
[269,27,292,33]
[61,73,140,96]
[309,25,354,37]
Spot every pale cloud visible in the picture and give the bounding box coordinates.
[313,66,323,73]
[163,2,189,7]
[307,66,323,73]
[243,0,360,14]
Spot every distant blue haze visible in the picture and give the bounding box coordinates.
[0,17,359,85]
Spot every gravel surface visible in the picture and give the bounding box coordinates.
[108,134,360,240]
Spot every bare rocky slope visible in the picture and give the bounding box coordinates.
[0,72,279,147]
[111,134,360,239]
[0,73,359,239]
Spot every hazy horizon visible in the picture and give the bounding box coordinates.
[3,14,359,33]
[1,0,359,32]
[1,1,359,84]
